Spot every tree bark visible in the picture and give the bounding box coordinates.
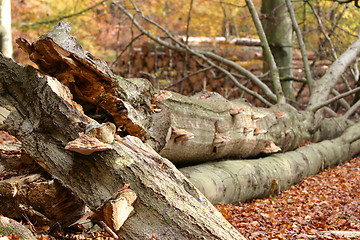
[180,120,360,204]
[0,33,245,239]
[261,0,294,100]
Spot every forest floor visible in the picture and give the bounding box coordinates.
[217,157,360,240]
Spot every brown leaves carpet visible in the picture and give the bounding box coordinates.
[216,157,360,240]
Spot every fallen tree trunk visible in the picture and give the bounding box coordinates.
[180,120,360,204]
[0,53,245,239]
[157,93,350,164]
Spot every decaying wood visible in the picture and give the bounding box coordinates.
[16,22,154,143]
[95,188,137,232]
[0,171,85,228]
[1,22,246,239]
[0,142,86,228]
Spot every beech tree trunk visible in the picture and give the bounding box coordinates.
[261,0,294,100]
[180,120,360,204]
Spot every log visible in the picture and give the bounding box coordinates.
[180,120,360,203]
[0,142,86,228]
[0,22,245,240]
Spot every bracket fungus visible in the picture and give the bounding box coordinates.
[65,122,116,155]
[65,132,113,155]
[262,141,281,154]
[171,128,194,142]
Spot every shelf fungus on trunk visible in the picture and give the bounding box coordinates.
[243,127,254,136]
[212,135,231,153]
[65,122,116,155]
[153,90,173,103]
[95,186,138,232]
[229,106,245,116]
[252,112,267,121]
[272,110,287,119]
[253,128,268,136]
[170,128,194,142]
[262,141,282,154]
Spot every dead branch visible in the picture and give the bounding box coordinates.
[285,0,315,94]
[307,38,360,109]
[311,86,360,112]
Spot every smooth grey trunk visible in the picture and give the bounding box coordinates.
[180,120,360,204]
[261,0,294,100]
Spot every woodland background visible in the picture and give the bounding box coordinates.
[11,0,360,102]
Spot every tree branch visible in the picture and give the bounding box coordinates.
[16,0,109,26]
[311,87,360,112]
[306,1,338,59]
[344,99,360,118]
[307,38,360,109]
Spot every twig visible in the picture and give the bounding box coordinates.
[110,33,144,68]
[185,0,194,46]
[335,0,360,8]
[97,220,120,239]
[182,0,194,93]
[206,0,247,8]
[311,86,360,112]
[16,0,109,26]
[165,66,213,89]
[245,0,285,104]
[262,76,307,83]
[344,99,360,118]
[306,1,338,59]
[295,82,306,102]
[285,0,315,95]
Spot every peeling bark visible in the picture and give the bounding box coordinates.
[0,53,245,239]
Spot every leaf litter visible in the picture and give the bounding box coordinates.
[216,157,360,239]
